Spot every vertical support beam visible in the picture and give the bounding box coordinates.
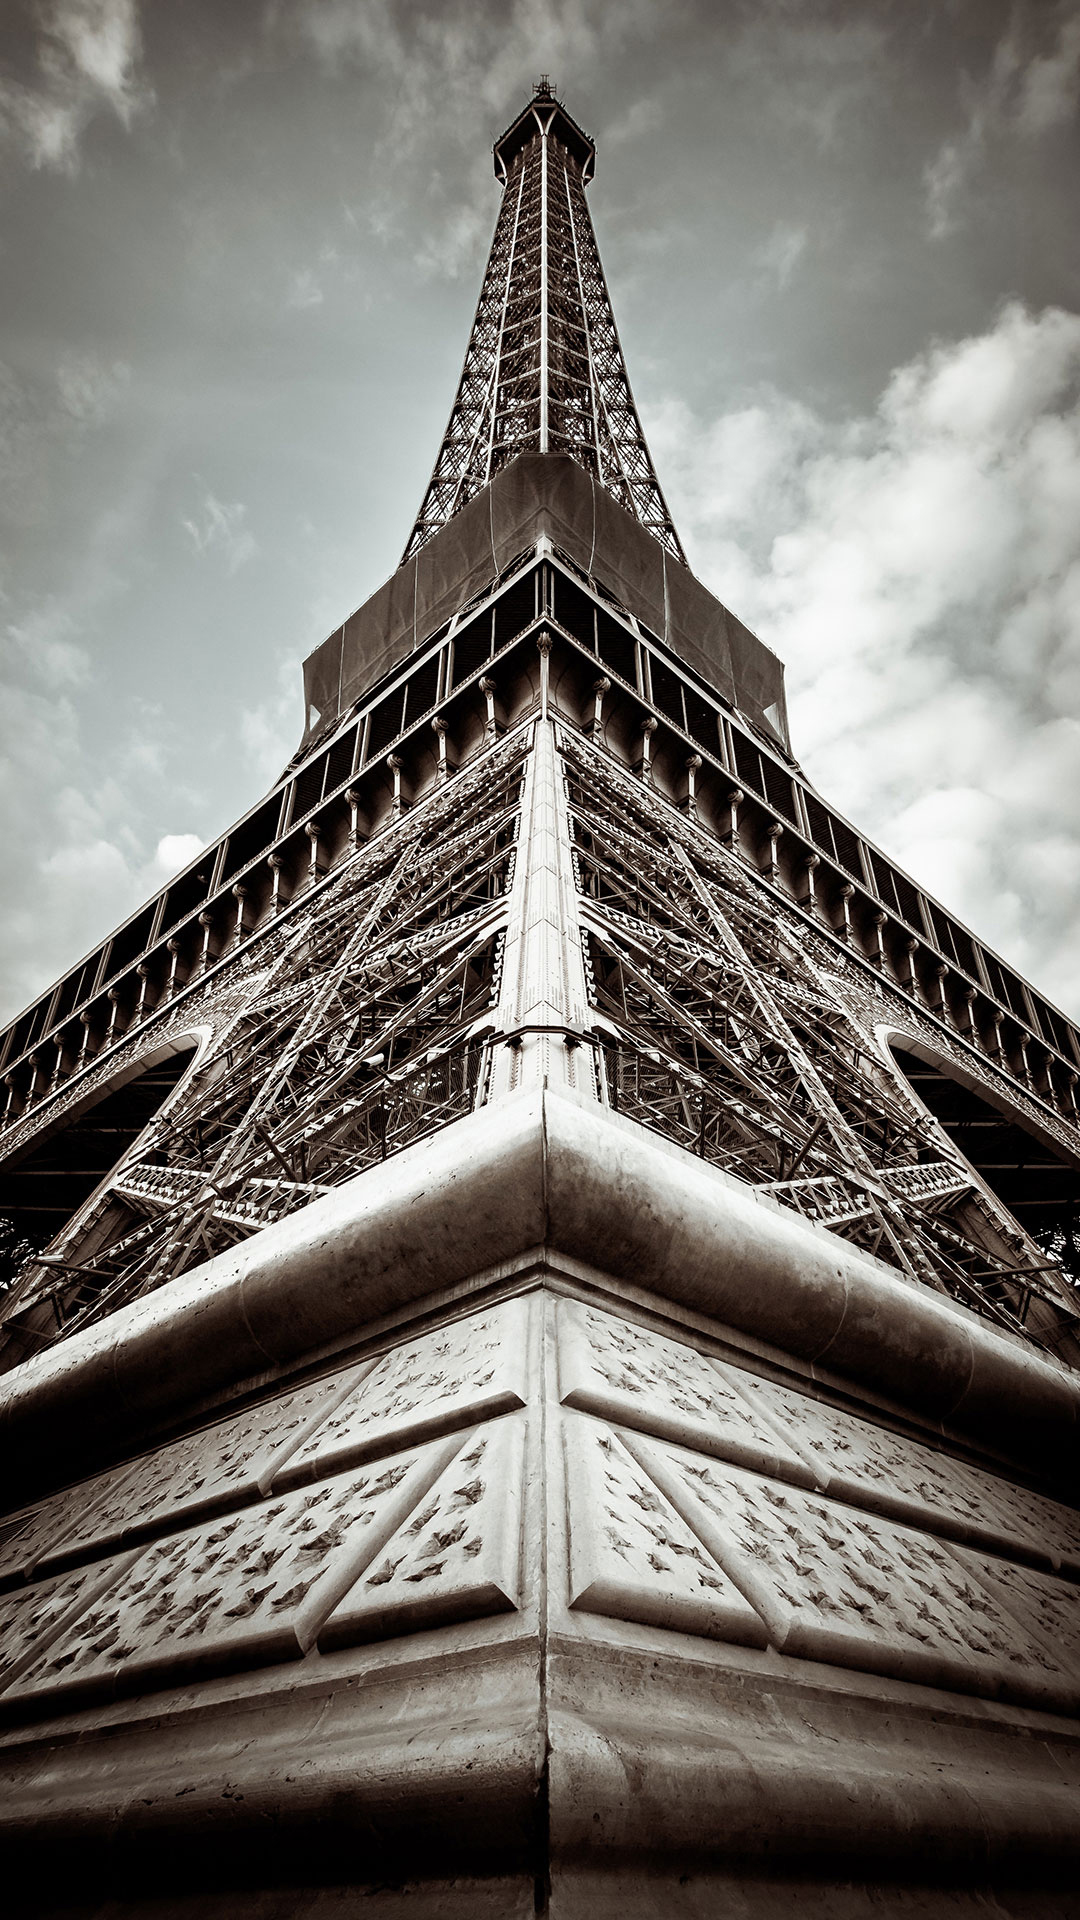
[682,753,702,820]
[487,719,595,1101]
[539,125,549,453]
[635,715,658,782]
[722,786,743,853]
[800,852,820,916]
[345,789,363,852]
[232,884,248,946]
[432,716,450,786]
[388,756,404,821]
[480,677,499,745]
[587,676,610,740]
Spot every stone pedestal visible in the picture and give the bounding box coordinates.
[1,1089,1078,1915]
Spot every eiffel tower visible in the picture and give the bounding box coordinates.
[1,82,1079,1916]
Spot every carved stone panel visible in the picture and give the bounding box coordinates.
[556,1301,814,1486]
[320,1414,526,1649]
[0,1463,141,1591]
[0,1553,139,1699]
[34,1362,376,1579]
[277,1297,533,1490]
[719,1364,1080,1573]
[947,1545,1080,1679]
[4,1437,462,1716]
[625,1436,1080,1716]
[561,1411,768,1647]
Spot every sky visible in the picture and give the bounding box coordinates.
[1,0,1079,1029]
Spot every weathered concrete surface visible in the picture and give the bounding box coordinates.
[2,1088,1077,1500]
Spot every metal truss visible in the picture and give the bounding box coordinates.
[558,726,1079,1356]
[402,85,685,564]
[5,735,528,1345]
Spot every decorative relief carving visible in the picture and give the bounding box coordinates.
[0,1464,141,1591]
[319,1414,526,1649]
[719,1364,1080,1574]
[561,1411,768,1647]
[556,1301,814,1486]
[947,1546,1080,1678]
[0,1554,138,1699]
[3,1437,461,1715]
[34,1360,376,1578]
[277,1297,532,1490]
[624,1436,1080,1715]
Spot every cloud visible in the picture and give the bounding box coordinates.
[286,266,325,310]
[1014,12,1080,138]
[182,491,257,573]
[924,8,1080,238]
[649,299,1080,1017]
[0,0,151,173]
[55,352,130,425]
[755,222,808,290]
[0,609,208,1023]
[149,831,204,879]
[238,650,305,788]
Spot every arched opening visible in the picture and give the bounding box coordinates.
[0,1045,197,1262]
[889,1041,1080,1287]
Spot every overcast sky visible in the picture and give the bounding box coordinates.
[1,0,1079,1030]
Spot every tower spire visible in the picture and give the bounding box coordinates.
[402,87,686,565]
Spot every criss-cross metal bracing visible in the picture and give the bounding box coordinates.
[402,88,685,564]
[0,736,527,1349]
[558,726,1079,1360]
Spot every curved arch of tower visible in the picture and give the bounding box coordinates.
[1,81,1079,1920]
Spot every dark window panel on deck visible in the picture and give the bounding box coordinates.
[402,656,441,731]
[492,573,536,649]
[105,904,159,982]
[759,755,797,825]
[451,613,494,687]
[221,795,286,886]
[324,725,359,795]
[684,691,721,756]
[648,654,685,729]
[830,817,866,883]
[162,862,214,937]
[731,730,763,798]
[366,690,405,760]
[551,570,597,648]
[291,753,328,823]
[595,608,636,686]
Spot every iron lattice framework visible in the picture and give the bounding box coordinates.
[3,698,1077,1367]
[403,83,685,564]
[2,736,525,1345]
[1,88,1078,1375]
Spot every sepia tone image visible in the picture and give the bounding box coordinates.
[0,5,1078,1914]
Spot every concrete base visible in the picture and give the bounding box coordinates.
[1,1092,1079,1915]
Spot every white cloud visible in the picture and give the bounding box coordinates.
[924,9,1079,238]
[182,491,257,573]
[286,266,325,310]
[56,353,130,425]
[755,222,808,290]
[0,0,151,174]
[148,832,204,879]
[649,300,1080,1017]
[1015,14,1080,137]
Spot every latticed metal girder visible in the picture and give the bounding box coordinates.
[558,725,1078,1346]
[6,734,529,1342]
[403,87,685,565]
